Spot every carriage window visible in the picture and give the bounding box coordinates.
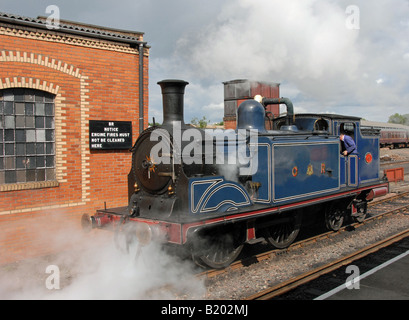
[0,89,55,184]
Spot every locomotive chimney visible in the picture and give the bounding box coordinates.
[158,79,189,128]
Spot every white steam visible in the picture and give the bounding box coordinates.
[0,220,205,300]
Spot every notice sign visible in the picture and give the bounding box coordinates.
[89,120,132,150]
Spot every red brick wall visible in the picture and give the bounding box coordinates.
[0,23,149,264]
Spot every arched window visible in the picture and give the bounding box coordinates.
[0,88,55,184]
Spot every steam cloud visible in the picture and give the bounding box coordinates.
[0,218,205,300]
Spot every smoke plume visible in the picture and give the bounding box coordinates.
[0,216,205,300]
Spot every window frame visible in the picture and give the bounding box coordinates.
[0,88,57,189]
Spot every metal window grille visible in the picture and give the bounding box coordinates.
[0,89,55,184]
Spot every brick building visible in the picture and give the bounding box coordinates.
[0,13,149,264]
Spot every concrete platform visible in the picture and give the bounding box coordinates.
[316,251,409,300]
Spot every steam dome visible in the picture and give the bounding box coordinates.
[236,100,266,133]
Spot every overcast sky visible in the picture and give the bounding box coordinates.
[2,0,409,124]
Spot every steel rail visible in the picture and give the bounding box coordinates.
[380,160,409,167]
[245,227,409,300]
[368,191,409,207]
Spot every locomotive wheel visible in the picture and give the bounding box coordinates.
[325,202,345,231]
[265,211,302,249]
[191,225,244,269]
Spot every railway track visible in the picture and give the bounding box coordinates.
[199,191,409,280]
[380,160,409,167]
[368,190,409,206]
[242,193,409,300]
[150,190,409,299]
[245,228,409,300]
[137,189,409,299]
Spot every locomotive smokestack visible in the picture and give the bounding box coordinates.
[158,79,189,127]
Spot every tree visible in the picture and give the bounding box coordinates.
[190,116,210,129]
[388,113,407,125]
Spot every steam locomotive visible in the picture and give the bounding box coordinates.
[82,79,389,269]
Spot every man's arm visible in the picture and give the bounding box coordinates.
[344,136,356,154]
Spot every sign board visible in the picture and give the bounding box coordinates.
[89,120,132,150]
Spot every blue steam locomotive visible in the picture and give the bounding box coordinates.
[82,80,389,269]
